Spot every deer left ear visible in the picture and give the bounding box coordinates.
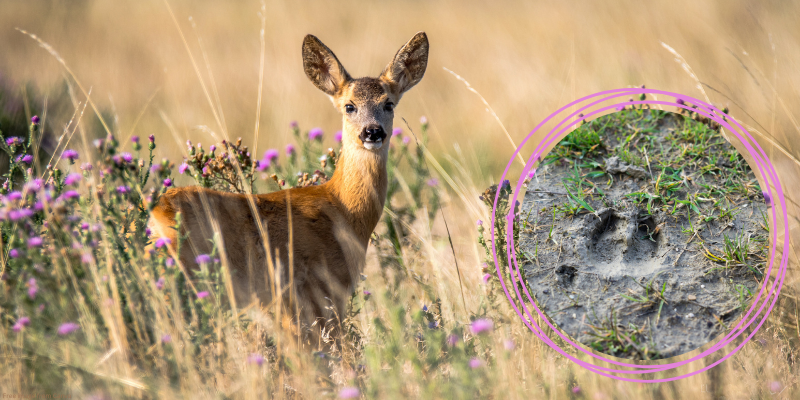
[380,32,429,95]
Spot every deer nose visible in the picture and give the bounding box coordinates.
[360,125,386,142]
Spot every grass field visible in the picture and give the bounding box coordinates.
[0,0,798,398]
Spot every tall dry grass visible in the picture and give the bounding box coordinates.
[0,0,798,398]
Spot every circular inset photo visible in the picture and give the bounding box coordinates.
[518,105,769,360]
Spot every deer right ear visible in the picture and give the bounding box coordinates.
[302,35,351,96]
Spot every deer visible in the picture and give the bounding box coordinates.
[148,32,429,345]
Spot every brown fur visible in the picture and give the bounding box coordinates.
[149,32,428,344]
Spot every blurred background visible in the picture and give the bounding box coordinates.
[1,0,798,313]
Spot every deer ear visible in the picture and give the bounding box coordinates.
[302,35,351,96]
[380,32,429,95]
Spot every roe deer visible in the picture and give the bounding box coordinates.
[148,32,429,344]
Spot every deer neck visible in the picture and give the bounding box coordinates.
[326,141,389,243]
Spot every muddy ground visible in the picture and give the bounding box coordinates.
[518,108,769,360]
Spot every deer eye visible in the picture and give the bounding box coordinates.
[384,102,394,112]
[345,104,356,114]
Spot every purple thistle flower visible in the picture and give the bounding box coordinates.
[7,191,22,201]
[62,149,79,161]
[131,136,139,144]
[338,387,360,399]
[166,257,175,267]
[469,358,483,369]
[363,290,372,296]
[308,127,323,141]
[9,208,34,221]
[81,252,93,264]
[195,254,211,264]
[209,144,216,153]
[57,322,81,336]
[9,249,19,258]
[196,291,210,299]
[285,144,296,155]
[64,173,82,186]
[148,134,155,143]
[31,115,40,124]
[427,178,439,187]
[150,164,162,173]
[17,154,33,164]
[202,166,210,176]
[28,278,38,299]
[447,334,459,346]
[247,353,265,366]
[504,339,516,351]
[256,159,270,172]
[477,220,483,227]
[402,136,411,145]
[482,273,491,284]
[155,277,165,290]
[121,153,133,163]
[470,318,493,335]
[5,137,22,146]
[290,121,298,129]
[616,105,625,111]
[161,334,171,343]
[154,237,172,248]
[13,316,31,332]
[763,191,772,206]
[334,131,343,142]
[676,98,685,106]
[116,186,130,195]
[27,237,43,248]
[769,381,782,393]
[163,178,173,187]
[81,163,93,171]
[60,190,80,201]
[420,116,428,124]
[178,163,189,174]
[264,149,279,162]
[392,127,402,137]
[25,179,43,192]
[572,386,581,394]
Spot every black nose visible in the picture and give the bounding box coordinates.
[360,125,386,142]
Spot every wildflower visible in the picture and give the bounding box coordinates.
[422,305,428,312]
[202,166,210,176]
[9,209,34,221]
[247,353,265,366]
[477,220,483,227]
[31,115,40,124]
[131,136,139,144]
[264,149,279,162]
[5,137,22,146]
[482,273,491,284]
[402,136,411,145]
[363,290,372,296]
[81,252,93,264]
[9,249,19,258]
[64,173,82,186]
[420,116,428,124]
[469,358,483,368]
[166,257,175,267]
[290,121,298,129]
[470,318,493,335]
[676,98,685,106]
[116,186,130,195]
[427,178,439,187]
[161,334,171,343]
[27,237,43,248]
[155,277,165,290]
[150,164,162,174]
[28,279,38,299]
[63,149,79,161]
[81,163,93,171]
[285,144,296,155]
[572,386,581,394]
[256,159,270,172]
[616,105,625,111]
[57,322,80,336]
[504,339,516,351]
[154,237,172,248]
[196,291,210,299]
[176,163,189,175]
[770,381,782,393]
[763,191,772,207]
[121,153,133,163]
[338,387,360,399]
[163,178,173,187]
[447,334,459,346]
[24,179,43,192]
[308,127,323,141]
[392,127,402,137]
[209,145,216,153]
[334,130,343,142]
[13,317,31,333]
[17,154,33,164]
[148,134,155,143]
[196,254,212,264]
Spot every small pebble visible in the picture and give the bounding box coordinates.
[569,295,575,300]
[572,313,577,318]
[688,295,697,301]
[701,284,705,289]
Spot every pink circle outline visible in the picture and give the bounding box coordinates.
[489,88,788,382]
